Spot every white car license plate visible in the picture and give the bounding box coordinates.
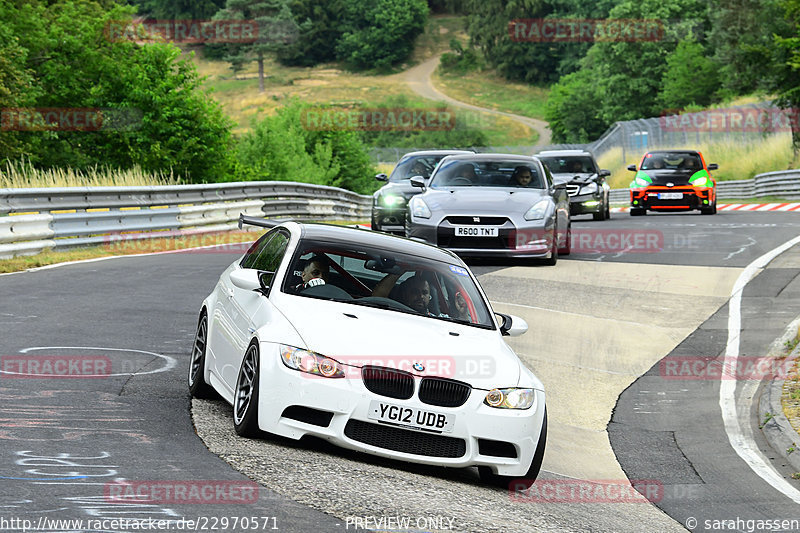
[368,401,454,433]
[658,192,683,200]
[454,226,498,237]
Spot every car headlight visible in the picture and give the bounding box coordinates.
[632,176,649,187]
[381,194,405,207]
[484,388,535,409]
[280,345,344,378]
[579,182,598,195]
[523,199,550,221]
[691,177,710,188]
[409,197,431,219]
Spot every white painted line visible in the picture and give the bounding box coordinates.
[719,233,800,504]
[7,346,178,377]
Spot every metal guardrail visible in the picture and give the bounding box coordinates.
[609,169,800,204]
[0,181,372,259]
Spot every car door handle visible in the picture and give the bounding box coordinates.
[226,288,234,299]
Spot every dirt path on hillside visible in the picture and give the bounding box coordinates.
[400,55,552,146]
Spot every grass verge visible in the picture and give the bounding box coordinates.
[0,160,183,188]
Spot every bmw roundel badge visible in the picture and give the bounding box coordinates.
[413,362,425,372]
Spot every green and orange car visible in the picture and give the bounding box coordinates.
[627,150,718,216]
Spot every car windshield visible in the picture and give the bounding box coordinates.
[539,155,597,174]
[429,158,545,189]
[641,153,702,171]
[388,155,446,182]
[281,238,495,329]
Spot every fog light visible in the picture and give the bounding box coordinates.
[703,199,709,204]
[633,200,639,205]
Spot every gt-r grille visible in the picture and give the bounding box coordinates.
[445,216,509,225]
[566,184,580,197]
[344,420,467,458]
[362,366,414,400]
[418,378,471,407]
[438,234,511,249]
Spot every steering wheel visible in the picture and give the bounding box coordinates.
[449,177,472,186]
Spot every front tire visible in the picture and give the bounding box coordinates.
[540,230,558,266]
[701,200,717,215]
[558,224,571,256]
[233,342,261,437]
[479,409,547,490]
[188,312,215,398]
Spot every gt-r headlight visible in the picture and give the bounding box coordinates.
[381,194,405,207]
[280,345,345,378]
[579,182,598,195]
[524,199,550,221]
[409,197,431,219]
[484,388,535,409]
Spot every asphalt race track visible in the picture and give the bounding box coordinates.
[1,210,800,532]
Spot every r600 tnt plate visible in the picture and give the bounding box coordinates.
[368,400,454,433]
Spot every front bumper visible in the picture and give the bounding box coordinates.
[406,217,556,259]
[630,186,715,212]
[257,342,546,476]
[569,194,603,215]
[371,206,406,234]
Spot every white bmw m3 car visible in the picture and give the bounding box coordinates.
[189,217,547,488]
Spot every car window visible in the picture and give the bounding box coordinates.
[429,159,545,189]
[539,156,597,174]
[240,229,290,272]
[641,153,701,170]
[281,239,495,329]
[389,155,446,181]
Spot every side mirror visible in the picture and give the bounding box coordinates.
[707,163,718,171]
[495,312,528,337]
[410,177,426,188]
[627,164,637,172]
[551,182,567,191]
[231,269,273,293]
[375,173,388,182]
[599,169,611,177]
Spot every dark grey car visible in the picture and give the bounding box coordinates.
[405,154,571,264]
[536,150,611,220]
[371,150,473,234]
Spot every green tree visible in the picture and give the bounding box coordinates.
[543,69,607,143]
[657,39,720,111]
[335,0,428,71]
[276,0,345,66]
[769,0,800,157]
[127,0,226,19]
[0,18,38,161]
[214,0,300,91]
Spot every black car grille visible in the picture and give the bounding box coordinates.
[438,233,512,249]
[362,366,414,400]
[418,378,471,407]
[445,216,509,225]
[344,420,466,458]
[566,184,580,197]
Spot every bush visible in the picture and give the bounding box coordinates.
[235,101,377,194]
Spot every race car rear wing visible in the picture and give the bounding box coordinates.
[238,214,282,230]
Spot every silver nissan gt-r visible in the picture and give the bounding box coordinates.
[405,154,571,264]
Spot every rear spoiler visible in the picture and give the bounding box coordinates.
[238,214,282,230]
